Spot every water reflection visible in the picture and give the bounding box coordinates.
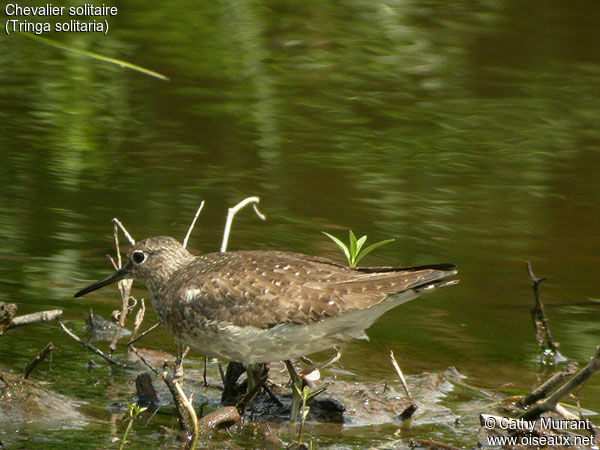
[1,0,600,446]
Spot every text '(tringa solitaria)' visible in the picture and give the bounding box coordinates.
[74,236,458,365]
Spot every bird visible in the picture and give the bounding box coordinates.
[75,236,457,364]
[74,236,457,417]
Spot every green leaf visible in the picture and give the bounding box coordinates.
[348,230,358,262]
[355,235,367,255]
[302,385,311,399]
[323,231,395,268]
[353,239,395,266]
[322,232,351,264]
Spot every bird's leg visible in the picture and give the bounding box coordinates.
[284,359,303,423]
[221,362,245,405]
[234,363,269,412]
[244,363,268,404]
[246,363,258,393]
[222,362,270,407]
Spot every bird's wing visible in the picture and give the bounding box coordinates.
[169,250,455,329]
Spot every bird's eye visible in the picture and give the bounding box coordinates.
[132,251,146,264]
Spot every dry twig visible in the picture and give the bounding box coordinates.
[5,309,63,332]
[520,362,579,407]
[220,196,266,252]
[108,221,134,356]
[128,345,159,375]
[162,371,199,449]
[521,346,600,421]
[555,403,582,421]
[126,301,158,375]
[127,322,160,346]
[183,201,205,249]
[59,321,132,369]
[22,342,54,379]
[111,217,135,246]
[131,298,146,340]
[527,262,559,354]
[390,350,417,419]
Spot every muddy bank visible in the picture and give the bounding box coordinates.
[125,348,461,425]
[0,371,88,428]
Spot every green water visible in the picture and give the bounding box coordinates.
[1,0,600,447]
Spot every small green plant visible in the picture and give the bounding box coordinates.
[323,230,395,267]
[120,401,147,450]
[294,385,322,448]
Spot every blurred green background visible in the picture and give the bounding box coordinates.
[1,0,600,447]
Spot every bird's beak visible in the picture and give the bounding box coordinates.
[74,267,129,298]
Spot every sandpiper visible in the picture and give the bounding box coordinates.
[75,236,457,415]
[75,235,456,362]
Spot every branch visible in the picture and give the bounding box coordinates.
[526,261,559,353]
[58,321,132,370]
[127,322,160,346]
[220,196,266,252]
[521,346,600,420]
[3,309,63,334]
[555,403,582,421]
[519,362,578,407]
[252,203,266,221]
[128,344,159,375]
[390,350,417,419]
[111,217,135,246]
[22,342,54,379]
[162,372,198,448]
[131,298,146,340]
[183,201,205,249]
[109,221,134,356]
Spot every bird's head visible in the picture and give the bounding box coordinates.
[74,236,193,298]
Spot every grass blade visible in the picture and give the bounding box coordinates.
[348,231,358,266]
[2,24,169,81]
[323,232,351,265]
[354,239,395,266]
[356,235,367,254]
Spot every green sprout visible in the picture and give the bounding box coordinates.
[323,230,395,267]
[294,384,322,448]
[120,401,147,450]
